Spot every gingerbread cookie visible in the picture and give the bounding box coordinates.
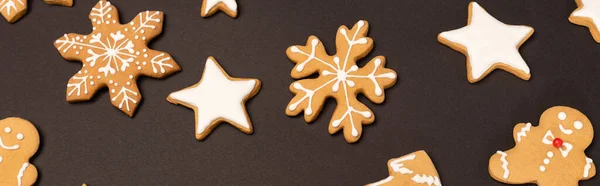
[489,106,596,186]
[285,20,397,143]
[0,0,26,23]
[570,0,600,43]
[201,0,237,18]
[0,118,39,186]
[54,0,181,117]
[44,0,73,7]
[438,2,533,83]
[167,57,260,140]
[367,151,441,186]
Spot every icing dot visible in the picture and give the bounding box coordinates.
[135,36,139,39]
[129,75,134,79]
[107,14,112,18]
[4,127,11,133]
[125,28,128,32]
[135,52,140,55]
[558,112,567,120]
[16,133,23,141]
[143,49,147,52]
[112,20,117,24]
[544,159,550,164]
[142,37,146,40]
[111,89,116,93]
[109,80,114,84]
[76,36,80,40]
[142,62,147,65]
[97,76,101,79]
[138,66,142,70]
[574,121,583,130]
[141,30,145,34]
[126,82,131,86]
[0,156,2,163]
[114,83,119,86]
[540,166,546,172]
[130,22,134,25]
[547,151,554,158]
[90,81,95,86]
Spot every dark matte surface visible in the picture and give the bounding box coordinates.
[0,0,598,185]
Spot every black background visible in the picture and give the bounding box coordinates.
[0,0,598,185]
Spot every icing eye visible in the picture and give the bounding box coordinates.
[16,133,23,141]
[574,121,583,130]
[4,127,10,133]
[558,112,567,120]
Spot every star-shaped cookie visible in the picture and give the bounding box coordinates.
[53,0,181,117]
[570,0,600,43]
[201,0,237,18]
[438,2,533,83]
[167,57,260,140]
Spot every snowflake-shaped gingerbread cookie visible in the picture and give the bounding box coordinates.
[489,106,596,186]
[0,0,72,23]
[53,0,180,116]
[285,20,397,143]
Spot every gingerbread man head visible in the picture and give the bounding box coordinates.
[489,106,595,186]
[0,117,39,186]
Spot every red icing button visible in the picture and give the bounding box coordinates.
[553,138,563,148]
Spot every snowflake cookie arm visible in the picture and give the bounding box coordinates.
[286,77,335,122]
[287,36,338,79]
[127,10,164,42]
[328,91,374,143]
[136,49,180,78]
[347,56,396,104]
[65,68,107,102]
[108,78,141,117]
[89,0,119,28]
[43,0,73,7]
[334,20,374,71]
[0,0,26,23]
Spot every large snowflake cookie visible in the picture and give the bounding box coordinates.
[54,0,181,117]
[0,117,39,186]
[489,106,596,186]
[367,151,442,186]
[569,0,600,43]
[285,20,397,143]
[438,2,533,83]
[0,0,26,23]
[201,0,237,18]
[167,57,261,140]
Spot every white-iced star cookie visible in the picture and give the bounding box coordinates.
[167,57,260,140]
[201,0,237,18]
[570,0,600,43]
[438,2,533,83]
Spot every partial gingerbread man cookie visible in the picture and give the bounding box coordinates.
[438,2,533,83]
[201,0,237,18]
[0,118,39,186]
[569,0,600,43]
[367,151,442,186]
[44,0,73,7]
[54,0,181,117]
[167,57,260,140]
[285,20,397,143]
[489,106,596,186]
[0,0,26,23]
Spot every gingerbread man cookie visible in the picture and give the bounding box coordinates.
[201,0,237,18]
[53,0,181,117]
[489,106,596,186]
[286,20,397,143]
[0,0,26,23]
[570,0,600,43]
[0,117,39,186]
[367,151,442,186]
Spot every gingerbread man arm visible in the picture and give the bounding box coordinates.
[19,163,38,186]
[512,122,532,143]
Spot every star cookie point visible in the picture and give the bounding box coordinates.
[201,0,238,18]
[53,0,181,117]
[570,0,600,43]
[167,57,260,140]
[438,2,533,83]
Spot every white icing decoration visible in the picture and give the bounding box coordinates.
[540,166,546,172]
[558,112,567,120]
[541,130,573,158]
[542,130,555,145]
[584,157,593,178]
[0,136,19,150]
[289,21,395,138]
[17,163,28,186]
[547,151,554,158]
[574,121,583,130]
[389,153,416,174]
[4,127,10,133]
[168,58,257,135]
[439,2,532,80]
[559,124,574,135]
[0,0,24,16]
[516,123,531,142]
[0,156,2,163]
[543,158,550,164]
[572,0,600,33]
[16,133,23,141]
[204,0,237,14]
[367,176,393,186]
[496,151,509,179]
[411,174,442,186]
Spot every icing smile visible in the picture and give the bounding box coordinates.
[0,136,19,150]
[559,124,574,135]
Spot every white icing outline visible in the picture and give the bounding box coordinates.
[584,157,593,178]
[0,136,19,150]
[16,163,28,186]
[496,151,509,179]
[204,0,237,14]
